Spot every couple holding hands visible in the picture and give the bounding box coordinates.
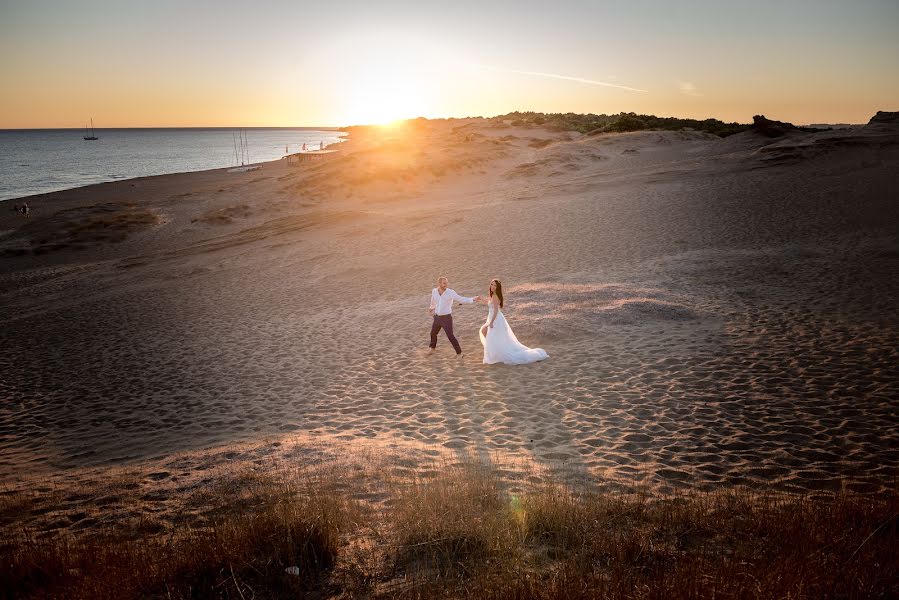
[428,276,548,365]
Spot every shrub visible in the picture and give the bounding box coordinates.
[492,111,751,137]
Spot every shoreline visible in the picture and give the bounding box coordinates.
[0,126,346,132]
[1,139,347,204]
[1,157,282,204]
[0,130,348,203]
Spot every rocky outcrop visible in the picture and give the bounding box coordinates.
[865,111,899,130]
[750,115,800,138]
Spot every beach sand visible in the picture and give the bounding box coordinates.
[1,115,898,531]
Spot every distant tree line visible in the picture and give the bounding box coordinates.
[493,111,751,137]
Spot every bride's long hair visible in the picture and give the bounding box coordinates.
[490,279,504,308]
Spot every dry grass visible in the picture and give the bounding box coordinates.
[389,463,516,579]
[0,202,160,257]
[1,471,351,599]
[499,484,899,599]
[1,461,896,599]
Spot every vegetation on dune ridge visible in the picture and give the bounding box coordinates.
[344,110,850,137]
[2,461,896,599]
[493,111,754,137]
[492,111,831,137]
[344,112,751,137]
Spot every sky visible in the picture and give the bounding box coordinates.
[1,0,897,128]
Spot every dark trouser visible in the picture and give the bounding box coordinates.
[430,314,462,354]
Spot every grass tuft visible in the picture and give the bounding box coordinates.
[390,463,515,578]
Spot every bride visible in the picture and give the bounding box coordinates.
[477,279,549,365]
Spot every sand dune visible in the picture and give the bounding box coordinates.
[1,114,897,510]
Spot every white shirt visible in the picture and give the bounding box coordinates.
[430,287,475,316]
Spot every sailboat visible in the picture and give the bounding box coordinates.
[83,118,98,141]
[227,129,260,172]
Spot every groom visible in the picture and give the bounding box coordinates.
[428,276,481,357]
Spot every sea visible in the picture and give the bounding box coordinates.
[0,128,345,202]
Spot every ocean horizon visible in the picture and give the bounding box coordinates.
[0,127,345,201]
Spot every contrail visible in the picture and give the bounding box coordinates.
[476,64,648,93]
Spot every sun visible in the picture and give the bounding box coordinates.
[343,73,425,126]
[335,37,437,126]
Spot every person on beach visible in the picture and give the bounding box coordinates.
[475,279,548,365]
[428,276,481,358]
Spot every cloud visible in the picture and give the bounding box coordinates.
[476,64,648,93]
[679,81,702,97]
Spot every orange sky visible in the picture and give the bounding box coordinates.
[1,1,897,128]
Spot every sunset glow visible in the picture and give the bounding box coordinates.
[1,1,897,127]
[334,39,437,125]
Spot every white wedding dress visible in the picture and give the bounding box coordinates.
[479,303,549,365]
